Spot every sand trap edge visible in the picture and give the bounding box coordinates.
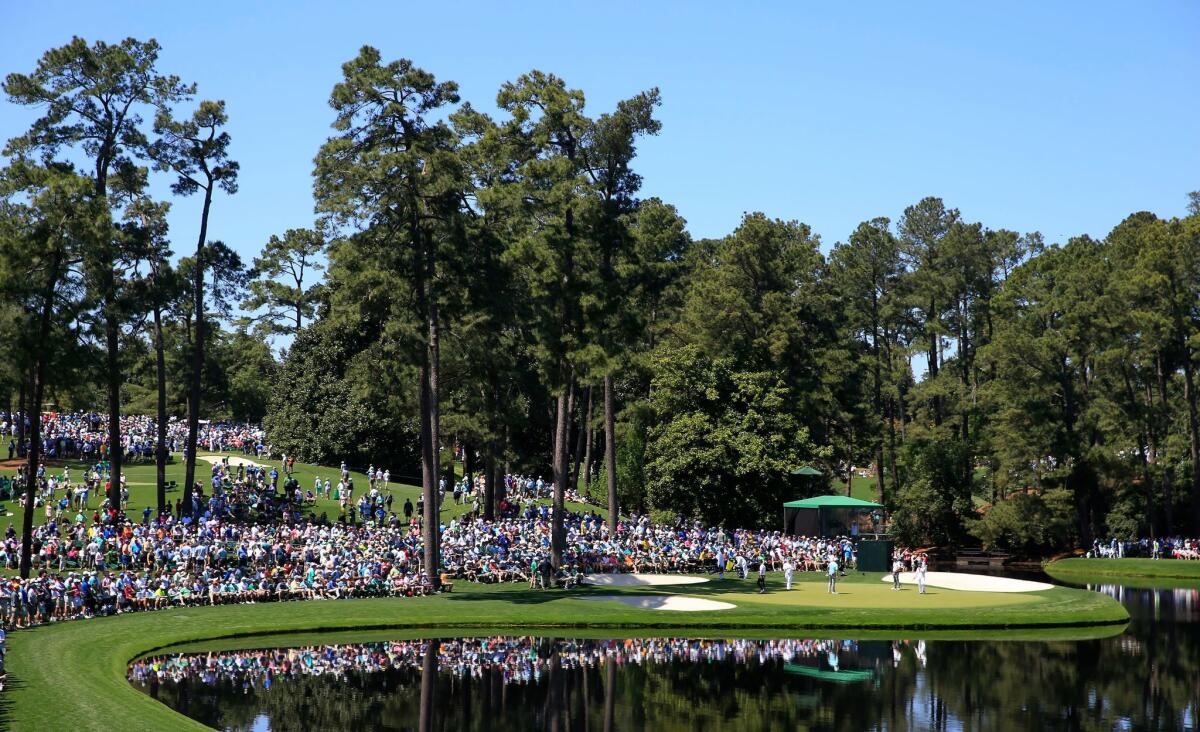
[881,571,1054,593]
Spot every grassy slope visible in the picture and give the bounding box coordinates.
[0,452,596,531]
[1045,557,1200,583]
[828,475,879,502]
[832,470,990,505]
[2,573,1127,731]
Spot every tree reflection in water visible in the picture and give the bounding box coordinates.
[129,629,1200,731]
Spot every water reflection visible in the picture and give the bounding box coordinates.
[1085,583,1200,624]
[130,629,1200,731]
[130,637,856,687]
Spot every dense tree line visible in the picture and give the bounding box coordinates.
[3,38,1199,567]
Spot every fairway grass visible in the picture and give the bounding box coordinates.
[1,573,1128,731]
[1045,558,1200,585]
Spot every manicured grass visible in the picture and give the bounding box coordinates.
[829,475,879,502]
[159,621,1128,657]
[1,572,1127,731]
[831,469,990,504]
[1045,557,1200,585]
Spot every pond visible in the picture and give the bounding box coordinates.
[130,578,1200,731]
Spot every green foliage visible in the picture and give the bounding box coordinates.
[644,345,822,528]
[592,405,650,510]
[970,489,1077,555]
[215,328,276,422]
[241,227,325,339]
[264,318,420,473]
[890,439,976,547]
[1103,501,1142,541]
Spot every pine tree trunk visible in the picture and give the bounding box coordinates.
[419,358,438,585]
[19,366,41,579]
[154,303,168,515]
[484,445,496,521]
[503,423,511,479]
[1123,366,1155,536]
[871,294,885,505]
[106,307,122,511]
[16,379,25,454]
[414,216,441,588]
[888,396,900,499]
[1156,353,1175,532]
[582,408,594,493]
[551,375,571,569]
[603,653,616,732]
[1183,348,1200,535]
[571,386,590,495]
[928,298,941,426]
[428,299,442,585]
[184,188,214,503]
[604,374,618,532]
[20,247,63,578]
[419,639,438,732]
[959,308,970,443]
[463,440,473,500]
[1144,380,1160,534]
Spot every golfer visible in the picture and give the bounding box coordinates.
[757,558,767,594]
[783,558,795,590]
[892,558,903,590]
[827,557,838,594]
[916,560,927,594]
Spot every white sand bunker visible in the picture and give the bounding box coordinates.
[881,571,1053,593]
[199,455,264,469]
[581,594,735,612]
[582,573,708,587]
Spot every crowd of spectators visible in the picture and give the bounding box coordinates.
[0,486,858,632]
[1088,537,1200,560]
[0,411,868,647]
[1,412,266,462]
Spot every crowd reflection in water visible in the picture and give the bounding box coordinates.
[129,636,851,689]
[128,629,1199,732]
[1087,583,1200,623]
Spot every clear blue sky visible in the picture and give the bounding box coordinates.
[3,1,1198,266]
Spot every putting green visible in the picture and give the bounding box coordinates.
[715,582,1040,609]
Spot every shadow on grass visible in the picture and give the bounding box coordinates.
[0,672,20,729]
[443,588,587,605]
[442,580,758,605]
[442,576,875,604]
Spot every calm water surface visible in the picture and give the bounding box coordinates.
[130,579,1200,731]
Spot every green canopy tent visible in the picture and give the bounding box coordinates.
[784,663,876,684]
[782,495,884,538]
[783,495,891,571]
